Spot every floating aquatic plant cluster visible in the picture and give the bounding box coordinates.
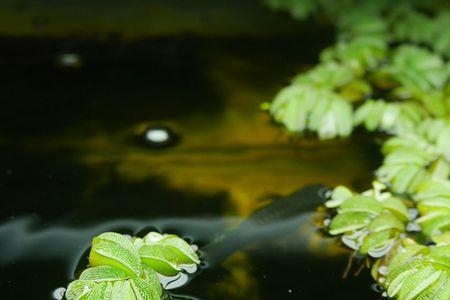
[265,1,450,139]
[65,232,200,300]
[327,182,450,299]
[265,0,450,298]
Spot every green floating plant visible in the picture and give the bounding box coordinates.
[265,0,450,140]
[414,179,450,241]
[268,84,353,139]
[325,180,450,299]
[321,35,388,75]
[326,182,409,257]
[390,6,450,58]
[353,99,426,134]
[66,232,200,300]
[267,42,450,139]
[372,238,450,300]
[264,2,450,298]
[387,45,449,92]
[376,119,450,194]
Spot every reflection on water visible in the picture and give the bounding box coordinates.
[0,186,375,299]
[0,30,380,299]
[0,211,366,299]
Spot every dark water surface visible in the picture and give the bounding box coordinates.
[0,27,381,300]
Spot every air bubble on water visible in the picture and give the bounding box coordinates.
[158,273,188,290]
[342,230,366,250]
[142,126,178,148]
[342,236,358,250]
[408,208,419,220]
[145,128,169,144]
[147,233,163,242]
[182,263,198,274]
[370,283,384,293]
[52,287,66,300]
[382,291,388,298]
[123,234,133,240]
[190,244,198,251]
[406,222,421,232]
[378,266,389,276]
[323,218,331,227]
[324,190,333,199]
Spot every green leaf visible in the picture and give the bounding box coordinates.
[325,185,353,208]
[338,195,383,215]
[391,165,423,194]
[386,258,423,287]
[329,211,372,235]
[418,197,450,214]
[139,244,181,276]
[397,266,442,300]
[142,268,163,298]
[89,232,142,276]
[269,84,353,139]
[432,276,450,300]
[367,212,405,232]
[432,231,450,245]
[388,242,427,272]
[130,276,161,300]
[322,36,387,74]
[354,99,383,131]
[293,62,355,89]
[79,266,127,282]
[360,230,393,254]
[159,235,200,265]
[418,214,450,237]
[86,282,111,300]
[416,271,448,300]
[384,149,431,166]
[391,9,435,46]
[380,197,409,221]
[66,280,96,300]
[388,45,448,92]
[110,281,136,300]
[387,269,416,298]
[269,85,312,132]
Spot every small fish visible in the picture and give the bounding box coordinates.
[0,185,330,272]
[203,184,328,265]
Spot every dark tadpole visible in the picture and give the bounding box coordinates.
[202,184,328,266]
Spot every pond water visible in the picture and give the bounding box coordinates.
[1,17,382,300]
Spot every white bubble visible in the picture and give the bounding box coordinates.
[52,287,66,300]
[378,266,389,275]
[57,53,82,67]
[408,208,419,220]
[158,273,188,290]
[145,129,169,143]
[406,222,421,232]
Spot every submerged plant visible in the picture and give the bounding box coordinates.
[65,232,200,300]
[264,0,450,298]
